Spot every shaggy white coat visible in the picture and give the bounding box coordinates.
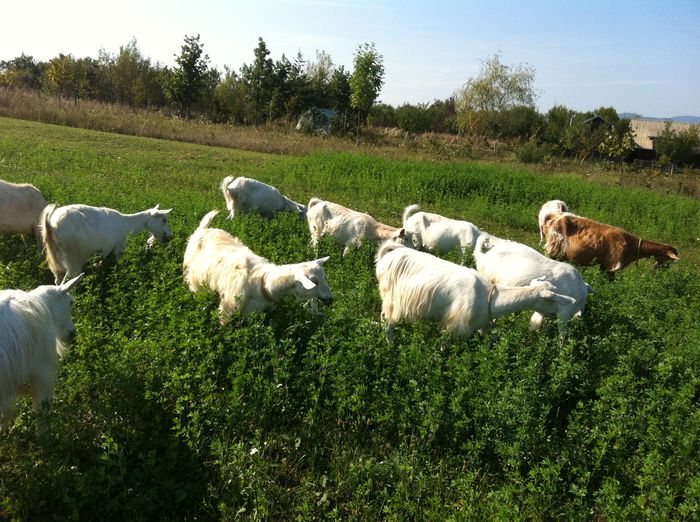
[0,274,83,432]
[307,198,412,256]
[40,203,173,284]
[473,235,590,337]
[183,210,333,323]
[537,199,569,244]
[375,242,575,341]
[0,179,47,238]
[402,204,482,256]
[221,176,306,219]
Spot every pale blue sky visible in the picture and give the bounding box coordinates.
[3,0,699,117]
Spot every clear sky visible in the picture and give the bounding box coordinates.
[3,0,699,117]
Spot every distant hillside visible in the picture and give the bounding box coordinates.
[620,113,700,124]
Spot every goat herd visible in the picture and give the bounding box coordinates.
[0,176,681,433]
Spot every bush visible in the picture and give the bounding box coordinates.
[516,140,547,163]
[368,103,397,128]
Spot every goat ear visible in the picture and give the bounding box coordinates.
[296,271,316,290]
[399,228,406,237]
[154,204,160,210]
[315,256,330,266]
[60,273,85,293]
[161,208,173,214]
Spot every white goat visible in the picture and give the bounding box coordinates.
[183,210,333,323]
[0,273,84,432]
[473,235,591,337]
[375,242,575,342]
[307,198,412,256]
[402,204,482,257]
[0,179,47,239]
[221,176,307,219]
[40,203,173,284]
[538,200,569,244]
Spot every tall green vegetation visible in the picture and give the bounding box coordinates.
[164,34,214,118]
[349,42,385,124]
[655,122,700,172]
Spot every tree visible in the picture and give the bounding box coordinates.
[109,38,164,108]
[213,67,249,123]
[455,52,537,114]
[239,37,276,124]
[368,103,397,128]
[44,54,78,101]
[542,105,576,151]
[598,126,636,184]
[396,103,433,134]
[327,65,351,113]
[654,122,700,172]
[480,106,544,141]
[349,43,385,124]
[165,34,210,118]
[0,54,44,90]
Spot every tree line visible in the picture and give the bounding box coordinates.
[0,35,381,129]
[1,37,697,166]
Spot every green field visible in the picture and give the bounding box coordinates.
[1,117,699,520]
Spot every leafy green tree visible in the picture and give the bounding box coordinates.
[654,122,700,172]
[425,98,457,134]
[107,39,164,108]
[456,52,537,114]
[0,54,44,90]
[349,43,385,124]
[368,103,397,128]
[165,34,210,118]
[305,49,332,107]
[327,65,352,114]
[270,53,308,121]
[213,67,250,123]
[542,104,576,151]
[44,54,78,101]
[598,126,637,183]
[239,37,276,124]
[481,106,544,140]
[396,103,433,134]
[562,112,608,163]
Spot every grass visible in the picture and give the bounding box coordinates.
[0,116,699,520]
[3,87,699,199]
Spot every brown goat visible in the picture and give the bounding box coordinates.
[543,213,679,276]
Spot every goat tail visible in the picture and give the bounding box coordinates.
[376,240,406,264]
[220,175,235,194]
[198,210,220,230]
[402,204,421,225]
[39,204,61,278]
[473,233,490,259]
[307,197,324,210]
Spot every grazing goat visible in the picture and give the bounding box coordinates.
[543,212,679,277]
[221,176,307,219]
[0,179,47,239]
[402,204,482,257]
[537,199,569,244]
[183,210,333,323]
[307,198,412,256]
[375,242,575,341]
[0,273,84,433]
[40,203,173,284]
[474,235,591,337]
